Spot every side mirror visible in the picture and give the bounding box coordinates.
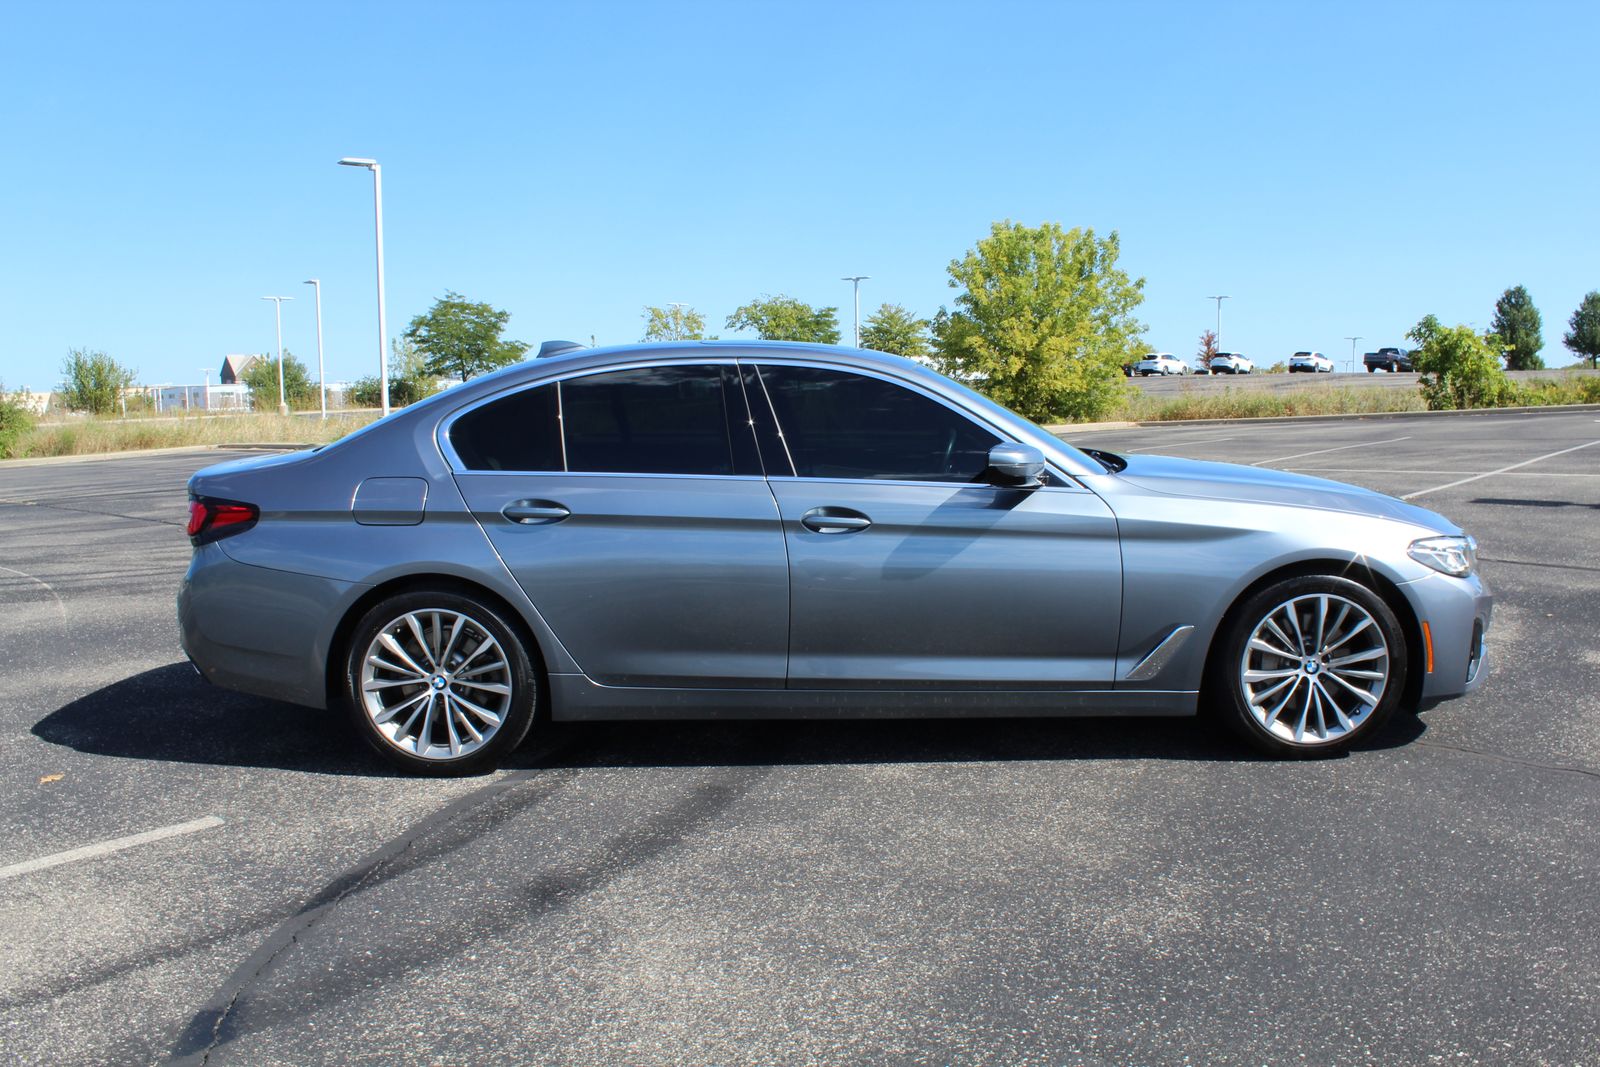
[986,442,1045,489]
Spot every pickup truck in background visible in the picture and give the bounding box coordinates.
[1363,347,1413,372]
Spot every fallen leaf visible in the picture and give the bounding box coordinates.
[39,773,64,784]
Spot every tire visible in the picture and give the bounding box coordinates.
[1209,575,1408,757]
[1367,366,1376,373]
[340,590,540,775]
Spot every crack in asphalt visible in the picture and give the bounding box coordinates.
[0,497,185,528]
[1478,555,1600,575]
[168,762,575,1066]
[1415,740,1600,783]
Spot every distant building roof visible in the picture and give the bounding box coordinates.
[220,353,264,385]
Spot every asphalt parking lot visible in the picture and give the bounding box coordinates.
[2,409,1598,1066]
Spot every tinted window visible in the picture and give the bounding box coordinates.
[755,365,1000,482]
[562,365,755,476]
[450,384,561,471]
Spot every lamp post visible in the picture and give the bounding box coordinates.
[304,279,327,418]
[1345,336,1363,375]
[261,296,293,415]
[842,276,869,347]
[199,368,210,411]
[1207,295,1230,351]
[338,158,389,416]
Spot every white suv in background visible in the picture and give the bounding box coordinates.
[1289,351,1334,373]
[1133,352,1188,376]
[1211,352,1254,374]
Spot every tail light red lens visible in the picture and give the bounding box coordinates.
[188,498,259,544]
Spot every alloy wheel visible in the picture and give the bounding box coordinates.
[359,608,515,761]
[1238,593,1389,745]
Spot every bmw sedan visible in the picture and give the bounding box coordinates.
[180,342,1490,773]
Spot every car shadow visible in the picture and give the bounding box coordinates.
[34,663,1429,777]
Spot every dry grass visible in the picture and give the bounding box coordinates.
[1103,386,1427,423]
[8,411,378,459]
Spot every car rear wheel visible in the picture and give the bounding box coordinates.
[341,590,539,774]
[1212,575,1408,757]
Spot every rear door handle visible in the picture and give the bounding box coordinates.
[502,500,570,525]
[800,506,871,534]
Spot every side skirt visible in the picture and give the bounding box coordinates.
[548,674,1198,721]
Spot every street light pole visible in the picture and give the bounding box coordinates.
[1207,295,1230,351]
[842,276,869,347]
[261,296,293,415]
[1345,336,1363,375]
[200,368,210,411]
[338,158,390,416]
[304,279,327,418]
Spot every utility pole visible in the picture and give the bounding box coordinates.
[1207,295,1230,352]
[1345,336,1363,375]
[842,276,869,347]
[261,296,294,415]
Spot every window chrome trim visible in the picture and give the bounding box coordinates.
[435,354,1091,488]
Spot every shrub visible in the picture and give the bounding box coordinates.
[0,384,36,458]
[1406,316,1511,410]
[60,349,137,414]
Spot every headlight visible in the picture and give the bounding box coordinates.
[1408,535,1477,577]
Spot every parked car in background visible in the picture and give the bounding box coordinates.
[1211,353,1254,374]
[1134,352,1188,376]
[1364,347,1413,373]
[1192,362,1211,375]
[1289,351,1334,373]
[178,340,1491,772]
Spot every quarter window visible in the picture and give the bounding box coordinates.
[755,365,1000,482]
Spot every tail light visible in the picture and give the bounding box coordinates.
[187,497,259,545]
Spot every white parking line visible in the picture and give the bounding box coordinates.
[1251,436,1411,466]
[1290,466,1600,478]
[1401,440,1600,500]
[0,816,224,881]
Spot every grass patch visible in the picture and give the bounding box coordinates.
[6,412,378,460]
[1108,386,1426,423]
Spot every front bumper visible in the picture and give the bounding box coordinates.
[1402,569,1493,702]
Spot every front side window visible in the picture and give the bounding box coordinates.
[754,365,1000,483]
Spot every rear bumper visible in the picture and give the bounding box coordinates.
[178,543,355,710]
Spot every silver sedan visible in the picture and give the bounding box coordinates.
[179,342,1490,773]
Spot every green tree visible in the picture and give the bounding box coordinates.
[932,221,1146,422]
[240,352,317,411]
[1564,291,1600,369]
[59,348,137,415]
[725,295,841,343]
[405,291,530,382]
[1197,329,1219,369]
[1491,285,1544,370]
[641,304,709,341]
[860,303,932,360]
[1407,315,1511,409]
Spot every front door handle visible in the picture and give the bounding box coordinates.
[800,506,872,534]
[502,500,570,525]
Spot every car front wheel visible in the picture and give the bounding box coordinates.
[1212,576,1408,757]
[340,590,539,774]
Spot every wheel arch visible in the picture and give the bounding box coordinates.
[1201,557,1426,711]
[325,573,551,715]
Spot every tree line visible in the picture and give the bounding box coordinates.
[44,222,1600,420]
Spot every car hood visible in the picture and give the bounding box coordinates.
[1113,453,1459,532]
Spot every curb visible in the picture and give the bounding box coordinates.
[0,443,307,468]
[1049,403,1600,433]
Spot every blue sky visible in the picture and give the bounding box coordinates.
[2,1,1597,389]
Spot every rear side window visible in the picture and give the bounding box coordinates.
[563,365,751,476]
[754,365,1000,482]
[449,384,561,471]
